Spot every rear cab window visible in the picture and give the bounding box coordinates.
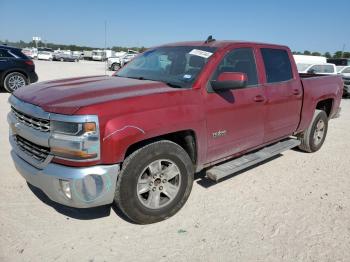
[261,48,293,83]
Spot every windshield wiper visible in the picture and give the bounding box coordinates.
[165,82,183,88]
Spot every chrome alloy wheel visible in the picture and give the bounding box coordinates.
[137,159,181,209]
[7,74,26,91]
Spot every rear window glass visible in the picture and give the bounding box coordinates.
[13,49,29,59]
[261,48,293,83]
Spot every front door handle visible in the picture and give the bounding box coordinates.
[293,89,301,95]
[253,95,266,103]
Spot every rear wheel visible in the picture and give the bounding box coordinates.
[114,140,194,224]
[298,109,328,152]
[3,72,28,93]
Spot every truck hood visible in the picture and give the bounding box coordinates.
[13,75,177,115]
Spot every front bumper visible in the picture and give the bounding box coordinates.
[11,150,120,208]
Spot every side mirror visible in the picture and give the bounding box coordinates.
[211,72,247,91]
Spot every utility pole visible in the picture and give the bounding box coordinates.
[104,20,107,76]
[341,44,346,58]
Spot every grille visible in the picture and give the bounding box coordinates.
[11,106,50,132]
[344,80,350,85]
[15,135,50,162]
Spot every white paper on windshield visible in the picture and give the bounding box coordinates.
[189,49,213,59]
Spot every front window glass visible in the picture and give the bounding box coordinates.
[211,48,258,86]
[116,46,217,88]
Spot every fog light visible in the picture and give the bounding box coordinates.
[60,180,72,199]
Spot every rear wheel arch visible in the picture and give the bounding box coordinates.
[315,98,333,118]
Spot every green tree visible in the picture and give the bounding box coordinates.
[311,52,321,56]
[323,52,331,58]
[343,52,350,58]
[303,50,311,55]
[333,51,343,58]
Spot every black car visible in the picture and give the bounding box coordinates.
[0,45,38,92]
[53,52,79,62]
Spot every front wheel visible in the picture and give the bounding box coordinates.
[3,72,28,93]
[298,109,328,152]
[114,140,194,224]
[112,63,121,71]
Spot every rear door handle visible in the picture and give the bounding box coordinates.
[253,95,266,103]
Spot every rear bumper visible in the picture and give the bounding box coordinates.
[332,107,341,119]
[11,151,120,208]
[344,83,350,95]
[28,71,38,84]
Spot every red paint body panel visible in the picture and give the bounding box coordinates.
[12,41,343,171]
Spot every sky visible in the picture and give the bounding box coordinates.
[0,0,349,53]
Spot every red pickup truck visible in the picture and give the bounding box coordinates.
[8,38,342,224]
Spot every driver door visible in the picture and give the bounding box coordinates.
[203,47,266,163]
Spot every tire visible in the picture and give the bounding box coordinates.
[114,140,194,224]
[3,72,28,93]
[112,63,121,71]
[298,109,328,153]
[60,58,64,62]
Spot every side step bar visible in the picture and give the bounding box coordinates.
[206,138,301,182]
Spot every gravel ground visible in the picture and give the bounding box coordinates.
[0,60,349,262]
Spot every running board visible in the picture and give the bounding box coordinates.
[206,138,301,182]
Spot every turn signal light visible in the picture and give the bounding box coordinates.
[83,122,96,133]
[52,147,97,160]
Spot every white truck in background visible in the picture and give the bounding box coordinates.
[107,50,139,71]
[293,55,336,75]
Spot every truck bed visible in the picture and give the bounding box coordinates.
[297,74,343,132]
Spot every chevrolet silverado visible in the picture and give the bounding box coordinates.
[8,38,343,224]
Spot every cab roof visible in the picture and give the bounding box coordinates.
[161,40,289,50]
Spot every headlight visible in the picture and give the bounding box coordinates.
[51,121,96,136]
[50,117,100,161]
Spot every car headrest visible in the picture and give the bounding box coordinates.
[189,56,205,68]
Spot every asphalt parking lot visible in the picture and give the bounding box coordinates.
[0,60,349,262]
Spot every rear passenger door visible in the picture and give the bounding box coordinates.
[259,47,302,142]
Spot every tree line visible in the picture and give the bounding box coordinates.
[292,50,349,58]
[0,39,147,53]
[1,39,349,58]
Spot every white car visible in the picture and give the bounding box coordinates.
[337,66,350,77]
[37,51,53,61]
[107,53,138,71]
[296,63,337,75]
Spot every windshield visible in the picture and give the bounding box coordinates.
[116,46,217,88]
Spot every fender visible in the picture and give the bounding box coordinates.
[100,103,206,165]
